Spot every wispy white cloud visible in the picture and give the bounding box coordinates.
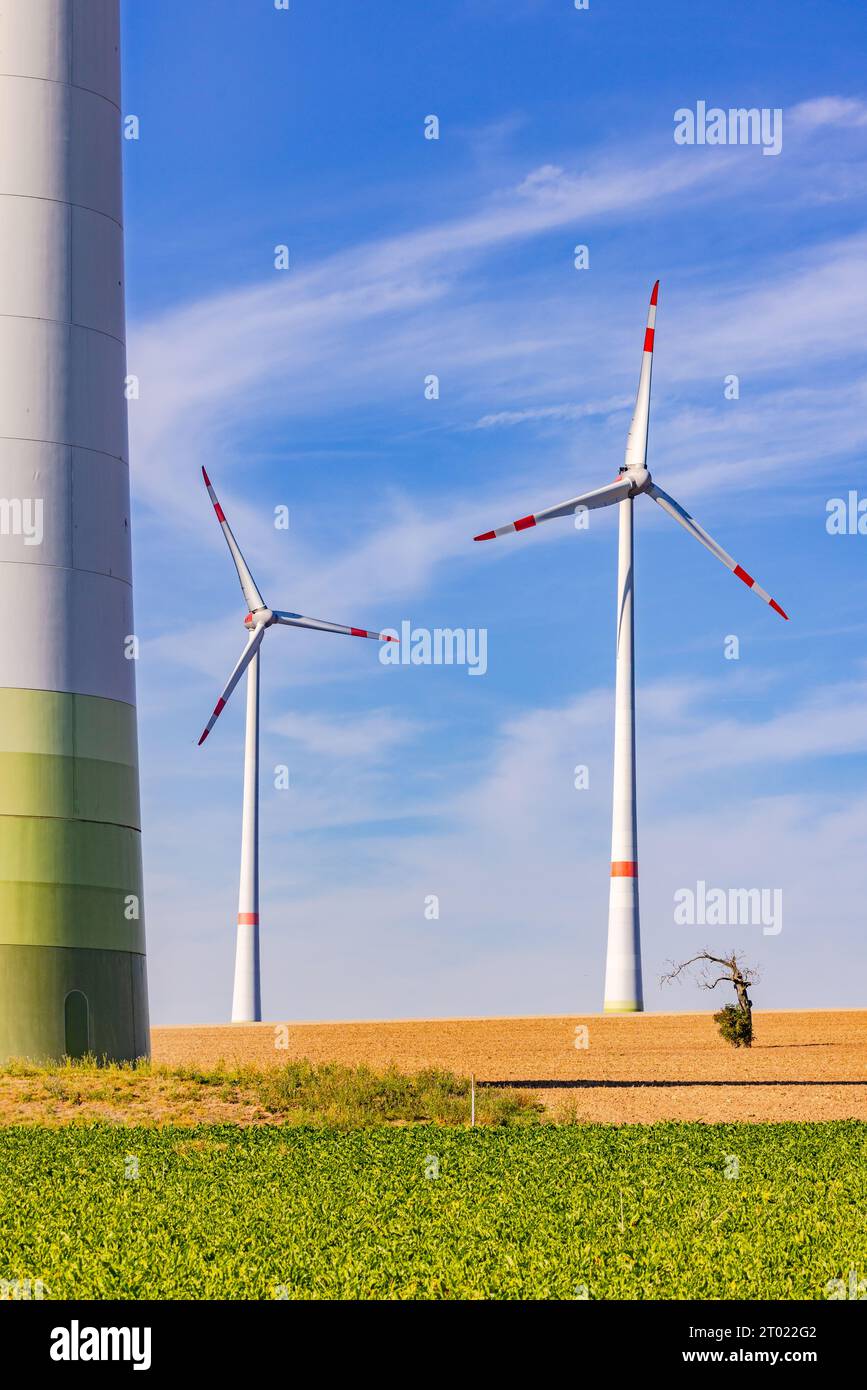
[472,396,631,429]
[668,230,867,378]
[127,149,731,515]
[790,96,867,130]
[268,708,426,761]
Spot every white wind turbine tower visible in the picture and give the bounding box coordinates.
[197,469,396,1022]
[473,282,788,1012]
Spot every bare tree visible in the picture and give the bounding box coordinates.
[660,950,759,1047]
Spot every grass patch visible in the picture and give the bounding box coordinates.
[255,1061,537,1127]
[0,1058,540,1129]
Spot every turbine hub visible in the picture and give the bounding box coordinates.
[624,466,651,495]
[244,607,273,629]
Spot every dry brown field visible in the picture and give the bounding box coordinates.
[151,1009,867,1123]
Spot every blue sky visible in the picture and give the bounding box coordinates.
[120,0,867,1024]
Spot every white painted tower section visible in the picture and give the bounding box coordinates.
[603,494,643,1012]
[0,0,135,702]
[231,652,261,1022]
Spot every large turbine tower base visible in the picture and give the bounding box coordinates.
[603,495,644,1012]
[0,0,149,1062]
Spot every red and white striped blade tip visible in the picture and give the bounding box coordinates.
[474,514,536,541]
[201,466,226,517]
[732,565,789,619]
[197,696,226,746]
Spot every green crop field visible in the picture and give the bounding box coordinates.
[1,1122,865,1299]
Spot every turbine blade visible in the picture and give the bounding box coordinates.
[474,476,631,541]
[197,626,266,745]
[201,468,266,615]
[647,484,789,619]
[272,611,398,641]
[623,279,659,471]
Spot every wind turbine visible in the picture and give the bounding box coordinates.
[473,282,788,1013]
[197,468,396,1022]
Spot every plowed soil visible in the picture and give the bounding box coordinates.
[152,1009,867,1123]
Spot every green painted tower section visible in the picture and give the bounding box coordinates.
[0,1,149,1062]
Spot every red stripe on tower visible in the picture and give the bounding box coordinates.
[611,861,638,877]
[237,913,259,926]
